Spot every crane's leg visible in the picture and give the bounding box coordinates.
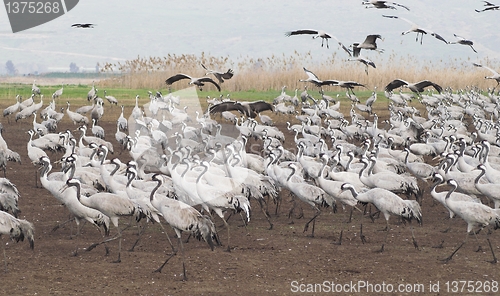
[128,220,146,252]
[179,236,187,281]
[441,217,453,233]
[153,249,177,274]
[2,240,7,273]
[333,206,348,245]
[377,220,390,253]
[223,218,231,252]
[359,205,367,244]
[441,231,469,263]
[113,227,122,263]
[410,224,419,250]
[159,223,176,253]
[303,207,321,237]
[51,217,75,232]
[257,198,273,230]
[72,219,80,257]
[486,237,497,264]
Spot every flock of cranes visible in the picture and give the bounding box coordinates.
[1,0,500,280]
[2,73,500,277]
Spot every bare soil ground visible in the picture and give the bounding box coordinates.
[0,99,499,296]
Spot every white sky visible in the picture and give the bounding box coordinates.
[0,0,498,74]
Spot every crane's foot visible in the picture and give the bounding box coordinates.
[475,246,483,252]
[412,238,419,250]
[440,228,451,233]
[440,256,453,263]
[331,230,343,245]
[376,244,385,253]
[432,240,444,249]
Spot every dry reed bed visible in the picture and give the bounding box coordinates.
[98,52,500,91]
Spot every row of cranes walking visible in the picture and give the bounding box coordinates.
[3,80,500,278]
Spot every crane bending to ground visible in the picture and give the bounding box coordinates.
[0,211,34,272]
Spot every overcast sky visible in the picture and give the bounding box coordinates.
[0,0,498,74]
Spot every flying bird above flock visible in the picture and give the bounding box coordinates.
[201,64,234,84]
[475,1,500,12]
[71,23,96,28]
[299,67,366,93]
[449,34,477,53]
[384,79,443,94]
[473,63,500,89]
[350,34,384,56]
[284,30,351,55]
[382,15,448,45]
[362,0,410,11]
[209,100,273,118]
[165,73,221,91]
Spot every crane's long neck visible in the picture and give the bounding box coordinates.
[286,166,296,182]
[474,167,486,185]
[150,178,162,202]
[196,163,209,184]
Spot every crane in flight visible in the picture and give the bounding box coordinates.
[382,15,448,45]
[362,0,409,11]
[475,1,500,12]
[449,34,477,53]
[165,74,221,91]
[201,64,234,84]
[384,79,443,94]
[473,63,500,90]
[285,29,351,55]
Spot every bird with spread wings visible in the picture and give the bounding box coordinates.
[201,64,234,84]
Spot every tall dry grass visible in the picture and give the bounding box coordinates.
[98,52,499,92]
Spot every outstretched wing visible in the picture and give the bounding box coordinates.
[249,101,273,114]
[285,30,319,37]
[430,32,448,44]
[414,80,443,93]
[197,77,221,92]
[320,80,340,86]
[363,34,383,45]
[303,67,320,81]
[220,69,234,80]
[327,35,352,56]
[385,79,408,92]
[383,15,417,27]
[165,74,192,85]
[389,1,410,11]
[209,101,246,115]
